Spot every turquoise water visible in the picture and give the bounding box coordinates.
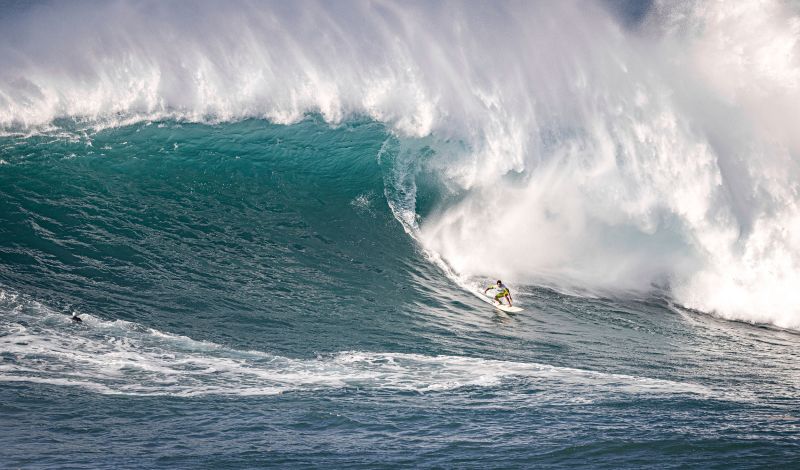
[2,119,800,468]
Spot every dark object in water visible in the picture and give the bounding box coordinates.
[71,314,82,323]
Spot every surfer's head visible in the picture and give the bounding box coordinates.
[496,280,502,285]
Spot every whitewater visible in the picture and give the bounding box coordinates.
[2,0,800,468]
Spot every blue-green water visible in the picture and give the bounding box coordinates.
[2,119,799,468]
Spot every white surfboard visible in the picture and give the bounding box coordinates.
[474,290,523,313]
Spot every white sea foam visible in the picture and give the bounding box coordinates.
[1,1,799,327]
[0,288,713,398]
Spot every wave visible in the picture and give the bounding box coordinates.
[1,0,799,328]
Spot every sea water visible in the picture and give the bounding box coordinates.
[2,1,800,468]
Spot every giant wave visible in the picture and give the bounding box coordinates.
[1,0,799,328]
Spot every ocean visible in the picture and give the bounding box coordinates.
[2,1,800,468]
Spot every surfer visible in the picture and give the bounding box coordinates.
[484,280,513,307]
[71,312,82,323]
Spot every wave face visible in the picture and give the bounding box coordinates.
[0,119,451,355]
[2,0,799,327]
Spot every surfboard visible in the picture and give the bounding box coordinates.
[492,301,523,313]
[474,290,523,313]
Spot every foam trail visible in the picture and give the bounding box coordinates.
[0,289,714,398]
[1,0,800,327]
